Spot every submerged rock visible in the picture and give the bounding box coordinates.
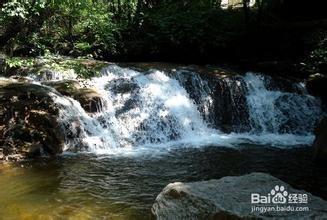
[152,173,327,219]
[313,117,327,162]
[0,79,64,161]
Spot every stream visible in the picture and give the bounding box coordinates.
[0,63,325,219]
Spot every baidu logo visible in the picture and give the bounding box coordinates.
[251,185,309,213]
[251,185,308,204]
[271,185,288,204]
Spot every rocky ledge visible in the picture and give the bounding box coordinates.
[152,173,327,219]
[0,78,104,161]
[0,56,108,161]
[0,79,64,161]
[43,80,105,113]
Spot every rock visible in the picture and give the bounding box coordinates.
[43,80,82,96]
[107,78,139,95]
[44,80,105,113]
[152,173,327,219]
[208,75,250,133]
[72,88,104,113]
[0,80,65,161]
[9,75,33,83]
[176,71,250,133]
[313,117,327,162]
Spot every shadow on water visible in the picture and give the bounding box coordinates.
[1,145,326,219]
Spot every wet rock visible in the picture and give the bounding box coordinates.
[72,88,104,113]
[313,117,327,162]
[209,76,250,133]
[107,78,139,95]
[43,80,82,96]
[44,80,105,113]
[0,80,65,161]
[152,172,327,219]
[176,70,250,133]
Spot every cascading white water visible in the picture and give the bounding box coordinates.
[173,70,214,125]
[52,65,229,154]
[244,73,322,134]
[45,65,323,154]
[96,66,216,148]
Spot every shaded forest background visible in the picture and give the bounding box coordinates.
[0,0,326,77]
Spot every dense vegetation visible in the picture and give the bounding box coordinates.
[0,0,326,76]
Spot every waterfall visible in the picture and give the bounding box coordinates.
[174,70,250,132]
[244,73,322,135]
[45,65,323,154]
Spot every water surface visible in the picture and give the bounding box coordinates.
[1,145,326,219]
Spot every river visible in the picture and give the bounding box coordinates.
[0,63,325,219]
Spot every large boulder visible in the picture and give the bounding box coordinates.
[313,117,327,162]
[152,173,327,219]
[0,79,65,161]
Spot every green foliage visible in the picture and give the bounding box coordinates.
[0,0,123,58]
[308,33,327,75]
[1,0,241,59]
[0,1,48,56]
[1,0,46,20]
[0,0,325,64]
[44,1,114,56]
[301,31,327,76]
[6,57,34,68]
[4,56,109,78]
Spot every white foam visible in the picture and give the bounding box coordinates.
[244,73,321,134]
[42,65,322,155]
